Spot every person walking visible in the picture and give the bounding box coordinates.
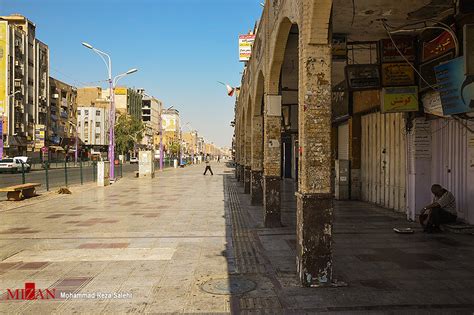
[203,155,214,175]
[217,155,221,163]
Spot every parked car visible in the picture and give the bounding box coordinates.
[0,158,31,173]
[130,156,139,164]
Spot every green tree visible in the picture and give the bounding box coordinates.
[115,114,145,155]
[168,142,181,157]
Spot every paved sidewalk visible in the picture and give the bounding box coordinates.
[0,163,472,314]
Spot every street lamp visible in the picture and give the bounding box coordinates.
[82,41,137,181]
[0,90,21,159]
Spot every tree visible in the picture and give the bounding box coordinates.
[168,142,181,158]
[115,114,145,156]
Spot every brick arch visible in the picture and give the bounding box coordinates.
[267,17,297,95]
[307,0,332,44]
[252,71,265,118]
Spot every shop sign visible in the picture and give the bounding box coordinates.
[382,63,415,86]
[332,34,347,61]
[419,52,454,91]
[422,91,447,117]
[114,87,127,95]
[34,124,45,150]
[422,30,456,62]
[435,56,474,115]
[381,86,419,113]
[345,64,380,90]
[239,34,255,62]
[380,37,416,63]
[353,90,380,114]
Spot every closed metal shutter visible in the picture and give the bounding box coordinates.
[338,122,349,160]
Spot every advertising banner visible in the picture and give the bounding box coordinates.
[382,63,415,86]
[345,64,380,90]
[114,87,127,95]
[0,22,7,158]
[380,37,416,63]
[422,30,456,62]
[422,91,447,117]
[381,86,419,113]
[435,56,474,115]
[239,34,255,62]
[419,52,454,91]
[34,124,45,150]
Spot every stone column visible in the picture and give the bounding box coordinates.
[263,95,282,227]
[244,123,252,194]
[251,115,264,205]
[296,43,333,287]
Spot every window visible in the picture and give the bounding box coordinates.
[95,122,100,127]
[95,133,100,139]
[84,121,89,128]
[78,110,81,115]
[84,110,89,116]
[96,110,100,116]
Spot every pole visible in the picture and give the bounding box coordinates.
[45,161,49,191]
[109,77,115,181]
[75,126,78,164]
[64,159,68,187]
[159,111,163,171]
[80,159,83,185]
[0,113,3,159]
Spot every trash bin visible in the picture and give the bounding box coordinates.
[97,161,110,186]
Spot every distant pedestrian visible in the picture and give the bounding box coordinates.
[217,155,220,163]
[203,155,213,175]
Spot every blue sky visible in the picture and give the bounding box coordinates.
[0,0,262,147]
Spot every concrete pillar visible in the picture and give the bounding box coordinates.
[263,95,282,227]
[244,166,251,194]
[251,115,264,205]
[296,43,333,287]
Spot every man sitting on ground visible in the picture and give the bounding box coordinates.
[420,184,457,233]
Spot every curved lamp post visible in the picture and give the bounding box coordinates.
[82,42,137,181]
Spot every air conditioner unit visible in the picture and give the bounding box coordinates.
[15,60,20,66]
[52,93,59,99]
[15,39,21,47]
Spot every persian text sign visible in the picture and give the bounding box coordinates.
[422,91,447,117]
[239,34,255,62]
[380,37,415,62]
[381,86,419,113]
[422,30,456,62]
[382,63,415,86]
[435,56,474,115]
[114,87,127,95]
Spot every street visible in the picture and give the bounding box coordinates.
[0,163,139,198]
[0,162,473,313]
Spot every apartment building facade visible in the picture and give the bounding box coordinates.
[0,14,49,156]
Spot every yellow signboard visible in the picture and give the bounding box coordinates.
[114,87,127,95]
[382,63,415,86]
[0,22,7,116]
[381,86,419,113]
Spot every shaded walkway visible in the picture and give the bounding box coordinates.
[230,173,474,313]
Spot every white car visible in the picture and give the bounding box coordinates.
[130,156,139,164]
[0,158,31,173]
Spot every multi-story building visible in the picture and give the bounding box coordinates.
[182,130,198,156]
[77,107,109,146]
[140,92,162,149]
[49,78,77,149]
[161,108,180,153]
[101,87,142,120]
[0,14,49,156]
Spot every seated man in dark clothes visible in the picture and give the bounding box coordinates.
[420,184,457,233]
